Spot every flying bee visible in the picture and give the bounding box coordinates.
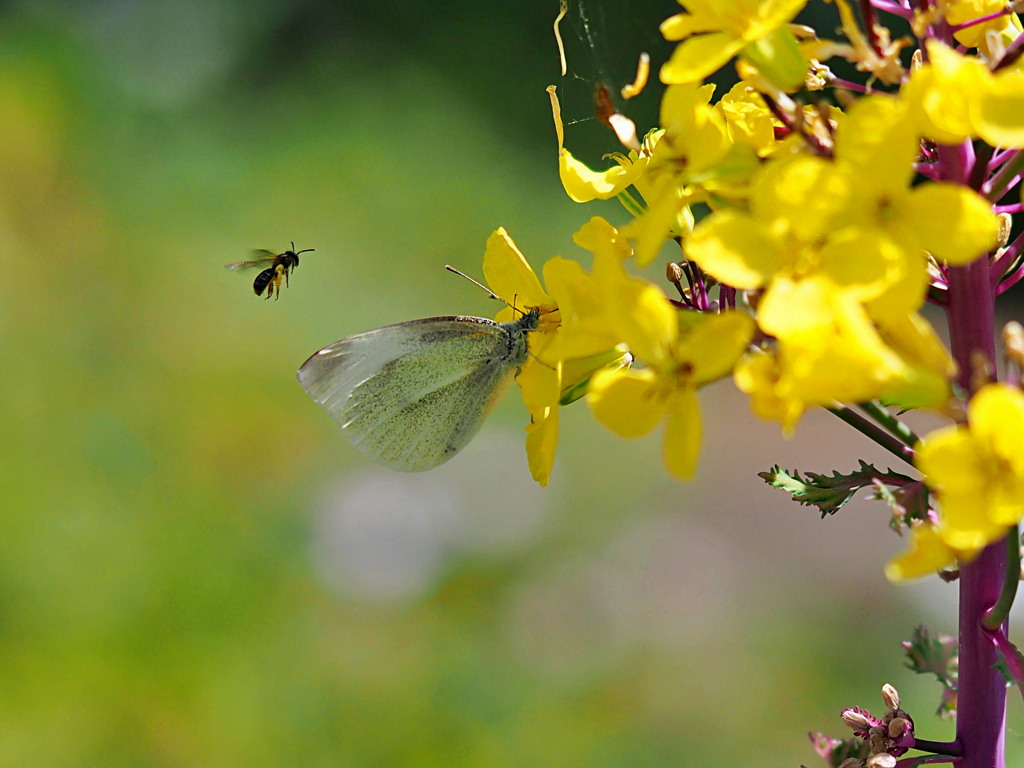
[225,242,314,300]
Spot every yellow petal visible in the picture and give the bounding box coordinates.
[903,41,982,144]
[659,12,719,41]
[660,32,743,83]
[969,384,1024,465]
[753,155,847,244]
[686,209,779,289]
[938,492,1009,554]
[542,239,625,362]
[518,355,560,418]
[559,148,644,203]
[907,183,998,265]
[572,217,633,264]
[876,313,956,407]
[483,228,549,310]
[629,175,693,268]
[734,348,805,432]
[684,311,755,384]
[817,229,903,303]
[587,368,664,438]
[518,358,562,487]
[662,386,702,479]
[974,70,1024,148]
[525,403,558,487]
[742,25,808,92]
[915,426,985,495]
[835,95,916,193]
[864,256,929,322]
[884,523,957,581]
[758,276,833,340]
[613,281,679,364]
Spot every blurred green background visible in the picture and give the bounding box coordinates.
[0,1,1018,765]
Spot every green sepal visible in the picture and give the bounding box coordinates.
[742,26,807,92]
[559,349,633,406]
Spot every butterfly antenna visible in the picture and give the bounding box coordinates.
[445,265,506,304]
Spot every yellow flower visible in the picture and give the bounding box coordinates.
[974,69,1024,148]
[484,228,558,329]
[547,85,651,204]
[833,96,999,297]
[482,229,562,486]
[904,40,1024,148]
[903,41,986,144]
[915,384,1024,557]
[734,347,805,430]
[548,218,634,361]
[586,275,755,479]
[683,95,993,415]
[660,0,807,85]
[716,82,778,155]
[482,226,628,486]
[735,281,951,430]
[943,0,1023,57]
[622,82,746,266]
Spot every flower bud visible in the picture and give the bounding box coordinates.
[666,261,685,284]
[868,732,887,753]
[841,709,874,731]
[888,717,909,738]
[996,213,1012,249]
[1003,322,1024,373]
[881,683,900,711]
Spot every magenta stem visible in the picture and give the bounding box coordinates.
[939,137,1005,766]
[956,543,1007,768]
[870,0,913,19]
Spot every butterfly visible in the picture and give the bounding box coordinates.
[298,308,540,471]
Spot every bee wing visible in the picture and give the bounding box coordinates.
[298,316,519,471]
[224,257,276,272]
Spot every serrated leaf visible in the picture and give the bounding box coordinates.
[903,625,958,716]
[904,625,958,684]
[759,461,918,518]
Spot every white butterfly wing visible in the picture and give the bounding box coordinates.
[298,317,523,471]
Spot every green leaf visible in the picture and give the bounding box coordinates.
[759,460,919,518]
[903,625,958,717]
[993,641,1024,686]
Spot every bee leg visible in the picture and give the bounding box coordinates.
[273,264,285,300]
